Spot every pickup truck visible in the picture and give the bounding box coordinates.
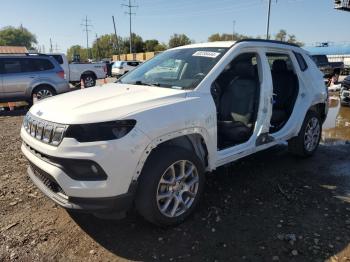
[311,54,344,78]
[48,53,107,87]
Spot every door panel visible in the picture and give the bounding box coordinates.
[2,58,37,98]
[215,48,273,167]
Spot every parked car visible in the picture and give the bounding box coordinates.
[0,55,71,103]
[21,40,328,226]
[48,53,107,87]
[311,54,344,77]
[111,60,142,77]
[340,75,350,106]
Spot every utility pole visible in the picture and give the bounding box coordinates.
[122,0,138,54]
[266,0,272,40]
[112,15,120,56]
[49,38,53,53]
[232,20,236,41]
[81,16,92,58]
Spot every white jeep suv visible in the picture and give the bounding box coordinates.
[21,40,328,226]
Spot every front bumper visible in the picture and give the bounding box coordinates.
[27,163,136,212]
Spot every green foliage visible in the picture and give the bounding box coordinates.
[144,39,159,52]
[0,26,37,49]
[274,29,304,46]
[66,45,89,62]
[208,33,248,42]
[168,34,192,48]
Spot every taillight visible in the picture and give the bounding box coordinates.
[57,70,65,79]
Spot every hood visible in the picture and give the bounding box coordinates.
[29,83,187,124]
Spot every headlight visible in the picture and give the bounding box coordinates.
[65,120,136,142]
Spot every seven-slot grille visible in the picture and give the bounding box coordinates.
[23,113,67,146]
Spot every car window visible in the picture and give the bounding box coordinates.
[50,55,64,65]
[119,47,228,90]
[294,52,308,72]
[113,61,123,68]
[2,58,22,73]
[266,53,295,72]
[32,58,55,71]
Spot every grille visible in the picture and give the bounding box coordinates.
[30,163,66,196]
[23,113,68,146]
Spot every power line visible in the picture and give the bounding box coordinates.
[122,0,138,54]
[81,16,92,58]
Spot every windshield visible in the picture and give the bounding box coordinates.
[113,61,123,67]
[118,47,228,90]
[311,55,328,65]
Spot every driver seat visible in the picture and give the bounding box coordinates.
[217,61,258,145]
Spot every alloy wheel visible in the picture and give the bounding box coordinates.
[304,117,321,152]
[156,160,199,218]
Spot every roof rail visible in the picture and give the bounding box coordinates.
[0,53,48,56]
[235,39,301,48]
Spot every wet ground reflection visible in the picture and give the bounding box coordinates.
[322,93,350,145]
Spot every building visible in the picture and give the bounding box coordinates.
[334,0,350,11]
[0,46,28,55]
[304,43,350,68]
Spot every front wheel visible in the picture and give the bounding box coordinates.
[135,146,205,226]
[288,111,322,157]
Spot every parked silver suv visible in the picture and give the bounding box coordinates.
[0,55,71,103]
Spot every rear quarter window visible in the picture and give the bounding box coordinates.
[32,58,55,71]
[294,52,308,72]
[51,55,64,65]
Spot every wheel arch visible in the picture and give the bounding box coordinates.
[133,130,214,181]
[309,102,327,123]
[81,70,97,79]
[30,83,56,97]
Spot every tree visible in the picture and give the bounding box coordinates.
[208,33,249,42]
[91,34,115,60]
[168,34,192,48]
[144,39,159,52]
[275,29,287,42]
[66,45,88,62]
[0,25,37,49]
[154,43,167,52]
[274,29,304,46]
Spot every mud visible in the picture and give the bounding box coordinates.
[1,106,350,262]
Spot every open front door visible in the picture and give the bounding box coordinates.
[214,49,273,166]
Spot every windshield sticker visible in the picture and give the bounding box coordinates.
[192,51,221,58]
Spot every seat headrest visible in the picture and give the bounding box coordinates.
[232,61,255,79]
[272,60,288,73]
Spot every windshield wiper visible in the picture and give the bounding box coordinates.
[133,80,160,87]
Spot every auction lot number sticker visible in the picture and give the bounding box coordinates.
[192,51,221,58]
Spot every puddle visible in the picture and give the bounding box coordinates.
[322,94,350,145]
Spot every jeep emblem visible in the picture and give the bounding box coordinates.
[36,110,43,116]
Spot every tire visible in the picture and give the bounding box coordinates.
[288,110,322,157]
[32,85,56,101]
[135,146,205,226]
[82,75,96,88]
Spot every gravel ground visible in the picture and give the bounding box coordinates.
[1,115,350,262]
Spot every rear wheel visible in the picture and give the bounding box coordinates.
[82,75,96,87]
[135,146,205,226]
[288,110,322,157]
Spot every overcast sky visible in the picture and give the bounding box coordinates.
[1,0,349,52]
